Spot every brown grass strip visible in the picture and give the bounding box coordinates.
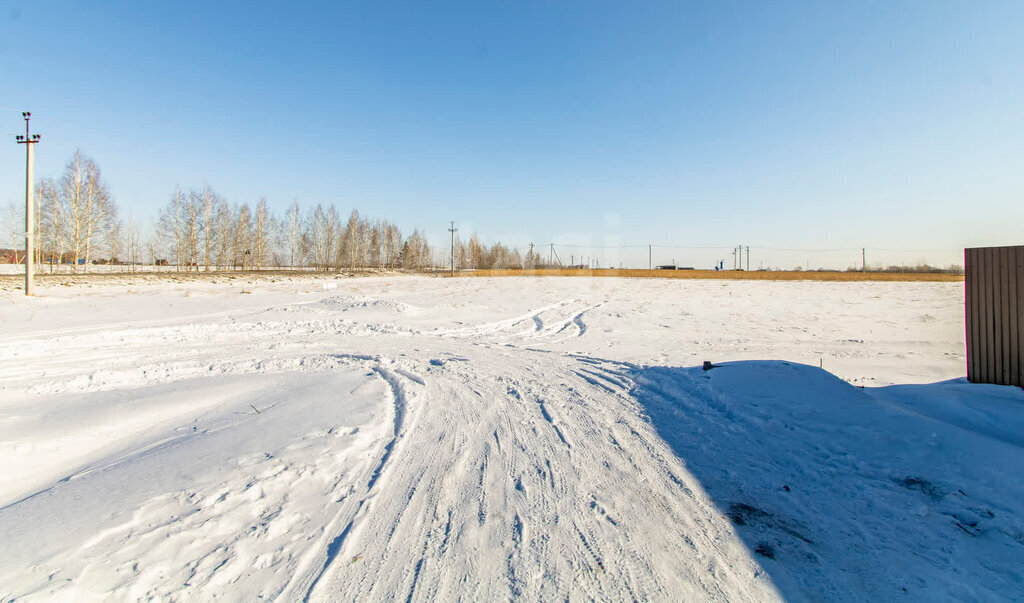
[448,268,964,282]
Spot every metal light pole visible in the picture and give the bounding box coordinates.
[15,112,40,296]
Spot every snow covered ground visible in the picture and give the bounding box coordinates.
[1,275,1021,601]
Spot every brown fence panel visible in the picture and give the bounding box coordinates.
[1018,247,1024,385]
[965,248,976,380]
[966,245,1024,387]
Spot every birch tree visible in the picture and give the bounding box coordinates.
[233,204,252,270]
[340,210,361,271]
[38,178,63,272]
[107,218,124,268]
[81,158,114,272]
[198,186,218,271]
[61,152,86,271]
[253,198,269,270]
[215,201,232,269]
[287,200,301,268]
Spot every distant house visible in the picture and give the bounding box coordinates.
[0,249,25,264]
[155,259,169,266]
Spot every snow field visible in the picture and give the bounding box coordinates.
[1,275,1020,601]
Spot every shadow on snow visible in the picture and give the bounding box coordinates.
[628,360,1024,601]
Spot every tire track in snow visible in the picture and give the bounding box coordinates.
[434,299,601,344]
[2,284,780,602]
[303,345,776,601]
[298,360,421,601]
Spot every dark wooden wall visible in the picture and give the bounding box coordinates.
[965,246,1024,387]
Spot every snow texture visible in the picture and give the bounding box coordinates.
[1,275,1021,601]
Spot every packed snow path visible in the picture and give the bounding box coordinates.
[2,276,1020,600]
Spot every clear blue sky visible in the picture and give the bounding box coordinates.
[2,0,1022,257]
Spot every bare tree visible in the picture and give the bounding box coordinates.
[287,200,301,269]
[158,188,187,270]
[455,237,468,271]
[232,203,252,270]
[252,197,269,270]
[199,186,218,271]
[107,218,124,269]
[401,229,430,271]
[182,190,202,271]
[215,201,232,269]
[148,230,160,268]
[468,234,484,269]
[126,214,142,272]
[61,152,87,272]
[308,204,327,270]
[340,210,361,271]
[368,221,382,270]
[38,178,63,272]
[81,157,115,272]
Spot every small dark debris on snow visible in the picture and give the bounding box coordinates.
[898,476,941,499]
[755,542,776,559]
[702,361,719,371]
[782,485,790,492]
[955,521,980,536]
[728,502,769,526]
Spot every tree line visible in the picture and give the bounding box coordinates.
[4,150,540,273]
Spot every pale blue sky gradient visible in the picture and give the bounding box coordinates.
[2,1,1022,257]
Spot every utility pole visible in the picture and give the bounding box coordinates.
[528,242,534,268]
[862,248,866,272]
[448,221,457,274]
[746,246,750,271]
[549,244,553,267]
[649,244,652,270]
[731,248,737,270]
[15,112,40,296]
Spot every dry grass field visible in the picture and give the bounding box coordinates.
[0,268,963,293]
[452,268,964,282]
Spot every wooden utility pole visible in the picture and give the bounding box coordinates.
[862,248,866,272]
[746,246,750,271]
[15,112,40,296]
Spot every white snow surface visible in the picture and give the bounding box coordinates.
[1,275,1021,601]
